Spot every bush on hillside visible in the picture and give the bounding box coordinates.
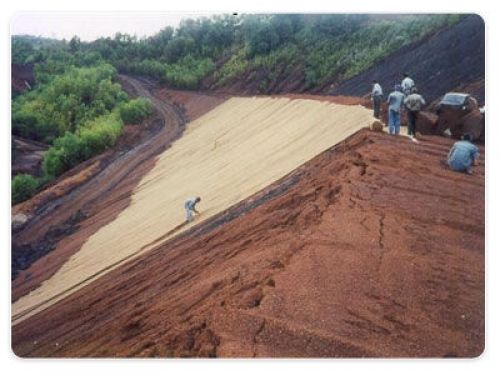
[12,63,127,143]
[164,55,215,89]
[118,98,154,124]
[12,174,39,204]
[42,113,124,178]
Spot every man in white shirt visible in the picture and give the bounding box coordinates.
[401,73,415,96]
[371,80,383,119]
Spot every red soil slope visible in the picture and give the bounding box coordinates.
[12,130,484,358]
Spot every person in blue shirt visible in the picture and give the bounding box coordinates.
[447,134,480,174]
[185,196,201,222]
[387,85,405,135]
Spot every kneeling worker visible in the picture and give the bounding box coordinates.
[185,196,201,222]
[447,134,480,174]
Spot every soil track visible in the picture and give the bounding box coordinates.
[11,76,220,294]
[12,130,484,358]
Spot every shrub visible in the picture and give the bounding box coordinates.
[42,147,67,178]
[12,174,39,204]
[119,98,154,124]
[78,112,123,157]
[42,112,124,178]
[164,55,215,89]
[213,48,249,87]
[12,63,127,143]
[42,132,84,177]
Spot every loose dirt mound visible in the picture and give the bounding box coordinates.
[12,130,484,357]
[331,15,485,106]
[12,97,373,323]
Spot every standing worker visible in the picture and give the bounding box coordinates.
[371,80,383,119]
[184,196,201,223]
[447,134,480,175]
[387,84,405,135]
[401,73,415,96]
[404,87,426,141]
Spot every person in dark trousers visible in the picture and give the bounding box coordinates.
[401,73,415,97]
[404,87,426,141]
[447,134,480,174]
[371,80,383,119]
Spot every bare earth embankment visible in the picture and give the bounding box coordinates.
[12,128,484,357]
[12,96,374,323]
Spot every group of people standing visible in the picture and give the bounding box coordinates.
[182,75,480,224]
[371,74,480,175]
[371,73,425,142]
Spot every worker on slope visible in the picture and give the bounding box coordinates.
[447,134,480,175]
[401,73,415,97]
[387,84,405,135]
[371,80,383,119]
[185,196,201,222]
[404,87,426,141]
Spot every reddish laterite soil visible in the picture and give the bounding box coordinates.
[12,129,484,358]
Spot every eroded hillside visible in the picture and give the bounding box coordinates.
[12,130,484,357]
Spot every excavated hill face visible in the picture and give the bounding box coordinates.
[12,130,484,357]
[331,15,485,105]
[12,96,374,324]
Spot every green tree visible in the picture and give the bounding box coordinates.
[119,98,154,124]
[12,174,39,204]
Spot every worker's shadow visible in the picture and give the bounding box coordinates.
[167,221,190,236]
[140,221,191,252]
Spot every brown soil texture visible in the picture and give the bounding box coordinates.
[12,130,484,358]
[12,136,48,176]
[331,15,485,106]
[155,87,227,121]
[11,76,180,284]
[282,94,369,106]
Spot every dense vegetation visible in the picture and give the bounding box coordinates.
[15,14,461,93]
[11,42,153,204]
[84,14,461,91]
